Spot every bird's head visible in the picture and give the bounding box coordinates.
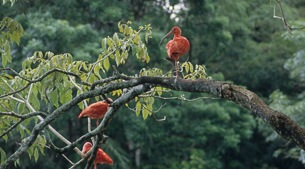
[159,26,182,46]
[171,26,182,36]
[82,142,92,154]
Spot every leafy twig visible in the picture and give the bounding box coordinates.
[0,111,47,137]
[0,68,90,98]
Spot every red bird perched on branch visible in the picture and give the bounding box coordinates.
[82,142,113,169]
[159,26,190,77]
[78,98,113,125]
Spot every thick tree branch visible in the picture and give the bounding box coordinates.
[85,75,305,151]
[87,75,305,151]
[128,76,305,150]
[3,75,305,168]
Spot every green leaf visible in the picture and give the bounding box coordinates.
[34,148,39,162]
[142,107,149,120]
[113,33,121,46]
[27,147,33,160]
[110,53,115,59]
[145,53,150,63]
[118,21,123,32]
[111,89,122,96]
[115,50,121,66]
[189,62,194,72]
[102,38,107,51]
[29,91,40,110]
[156,87,162,96]
[107,37,114,49]
[184,62,190,73]
[121,50,128,61]
[0,147,6,165]
[2,54,8,67]
[14,158,20,167]
[88,74,96,84]
[124,26,131,36]
[78,100,85,110]
[59,88,72,105]
[49,89,59,108]
[103,56,110,71]
[2,134,8,142]
[133,34,140,44]
[93,65,100,76]
[19,125,25,138]
[136,101,141,116]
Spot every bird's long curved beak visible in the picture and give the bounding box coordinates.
[159,30,173,46]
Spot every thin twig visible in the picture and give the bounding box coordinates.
[0,111,47,137]
[0,111,47,118]
[43,132,75,165]
[0,119,23,137]
[273,0,292,34]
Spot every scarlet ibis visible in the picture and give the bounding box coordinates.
[159,26,190,77]
[82,142,113,169]
[78,98,113,126]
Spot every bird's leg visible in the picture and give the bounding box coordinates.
[96,120,99,127]
[175,60,178,78]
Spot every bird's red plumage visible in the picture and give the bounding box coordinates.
[166,36,190,61]
[78,101,110,119]
[82,142,113,169]
[160,26,190,77]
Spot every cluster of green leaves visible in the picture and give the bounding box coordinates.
[182,62,210,79]
[100,21,152,69]
[135,97,154,120]
[25,135,46,164]
[0,17,24,67]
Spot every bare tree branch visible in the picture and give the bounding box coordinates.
[0,111,47,118]
[273,0,292,34]
[273,0,305,33]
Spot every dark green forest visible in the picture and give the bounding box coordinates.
[1,0,305,169]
